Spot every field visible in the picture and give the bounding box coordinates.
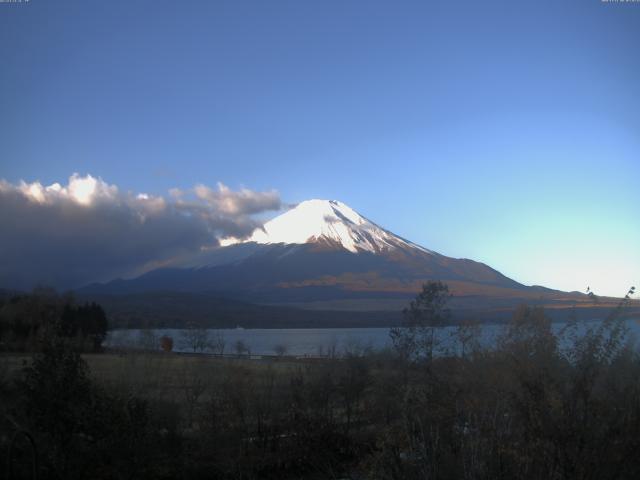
[2,351,304,414]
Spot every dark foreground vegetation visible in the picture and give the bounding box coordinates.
[1,284,639,479]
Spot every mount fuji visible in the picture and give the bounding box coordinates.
[80,199,608,327]
[229,199,435,255]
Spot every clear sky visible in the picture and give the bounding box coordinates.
[1,0,638,296]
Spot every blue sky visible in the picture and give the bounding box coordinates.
[1,0,638,296]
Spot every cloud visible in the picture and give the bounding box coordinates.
[0,174,281,290]
[193,182,281,215]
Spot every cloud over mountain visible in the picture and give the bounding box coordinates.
[0,174,281,289]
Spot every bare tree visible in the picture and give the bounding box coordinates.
[234,339,249,357]
[273,344,288,357]
[453,319,482,358]
[210,330,226,355]
[343,338,373,357]
[180,323,211,353]
[390,281,451,363]
[137,329,158,351]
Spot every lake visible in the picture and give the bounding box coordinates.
[106,319,640,357]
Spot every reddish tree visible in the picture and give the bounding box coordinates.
[160,335,173,353]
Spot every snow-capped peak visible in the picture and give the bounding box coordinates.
[228,199,433,255]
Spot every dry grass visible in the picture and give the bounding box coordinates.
[2,351,305,406]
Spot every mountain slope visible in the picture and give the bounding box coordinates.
[86,240,524,298]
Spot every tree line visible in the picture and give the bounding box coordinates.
[0,288,108,352]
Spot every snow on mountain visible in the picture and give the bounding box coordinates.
[225,199,433,255]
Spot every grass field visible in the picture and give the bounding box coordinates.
[2,351,305,404]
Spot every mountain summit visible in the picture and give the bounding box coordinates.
[229,199,432,255]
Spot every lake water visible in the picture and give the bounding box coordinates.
[106,319,640,357]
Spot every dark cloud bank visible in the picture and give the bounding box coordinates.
[0,174,281,290]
